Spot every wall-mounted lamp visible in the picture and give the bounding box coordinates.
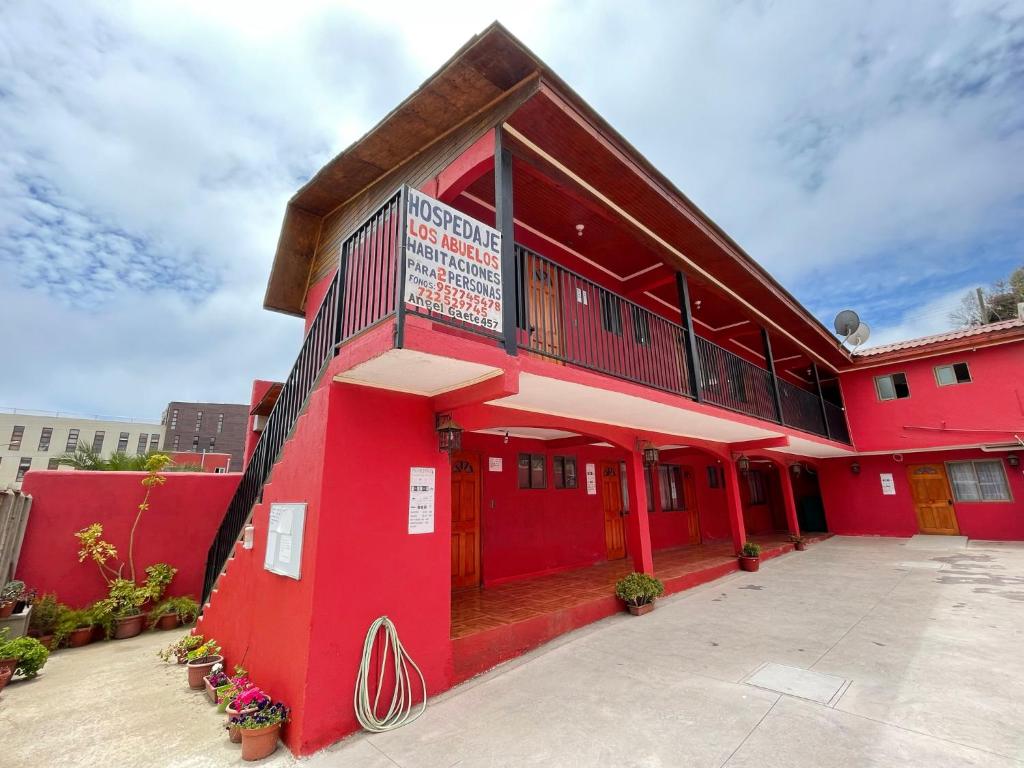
[575,223,585,238]
[642,442,660,467]
[851,461,861,475]
[736,454,751,474]
[1008,454,1020,468]
[790,463,802,478]
[435,414,462,454]
[503,431,510,445]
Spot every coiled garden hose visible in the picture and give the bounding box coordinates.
[354,616,427,732]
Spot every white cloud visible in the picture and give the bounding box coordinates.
[0,0,1021,416]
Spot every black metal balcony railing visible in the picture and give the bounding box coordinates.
[203,186,852,599]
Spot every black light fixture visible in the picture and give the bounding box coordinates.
[851,461,861,475]
[1008,454,1020,468]
[736,454,751,474]
[435,414,462,454]
[643,442,659,466]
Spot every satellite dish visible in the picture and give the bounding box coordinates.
[847,322,871,348]
[834,310,860,337]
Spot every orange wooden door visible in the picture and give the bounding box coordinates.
[600,462,626,559]
[527,261,563,359]
[451,452,481,588]
[907,464,960,535]
[682,467,700,544]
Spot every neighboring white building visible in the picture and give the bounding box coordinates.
[0,409,165,489]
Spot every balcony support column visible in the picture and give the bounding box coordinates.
[675,271,704,402]
[761,328,784,424]
[722,458,748,555]
[624,450,655,574]
[812,363,832,439]
[779,464,800,537]
[494,126,518,356]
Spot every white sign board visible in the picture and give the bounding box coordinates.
[585,463,597,495]
[404,188,503,331]
[880,473,896,496]
[488,457,502,472]
[264,502,306,580]
[408,467,436,534]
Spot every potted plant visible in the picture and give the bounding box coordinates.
[149,595,200,631]
[739,541,762,571]
[91,579,149,639]
[0,665,10,694]
[0,581,24,619]
[185,638,223,689]
[0,628,50,678]
[224,684,271,743]
[204,667,232,704]
[230,701,289,761]
[56,607,95,648]
[28,593,63,649]
[14,587,35,615]
[158,633,206,664]
[614,572,665,616]
[790,535,807,551]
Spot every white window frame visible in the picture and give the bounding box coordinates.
[945,460,1012,503]
[874,372,910,401]
[934,362,972,387]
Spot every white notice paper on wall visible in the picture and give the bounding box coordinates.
[880,473,896,496]
[264,502,306,580]
[586,463,597,495]
[489,457,502,472]
[409,467,436,534]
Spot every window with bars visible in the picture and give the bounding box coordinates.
[658,465,685,511]
[16,457,32,482]
[553,455,577,489]
[195,411,203,432]
[600,292,623,335]
[137,434,148,454]
[92,431,105,453]
[947,461,1011,502]
[9,425,24,450]
[632,305,650,346]
[66,429,80,451]
[149,434,160,452]
[191,435,199,452]
[644,465,654,512]
[518,453,547,489]
[117,432,129,452]
[746,470,767,504]
[38,427,52,451]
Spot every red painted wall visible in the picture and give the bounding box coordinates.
[841,344,1024,452]
[17,470,240,608]
[820,449,1024,540]
[304,273,335,332]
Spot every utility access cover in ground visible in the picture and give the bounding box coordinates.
[745,663,850,705]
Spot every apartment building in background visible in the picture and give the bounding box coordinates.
[160,402,248,471]
[0,409,164,489]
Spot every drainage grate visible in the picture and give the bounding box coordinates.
[744,663,850,705]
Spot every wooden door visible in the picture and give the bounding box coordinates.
[682,467,700,544]
[600,462,626,560]
[907,464,960,535]
[451,452,481,588]
[526,262,563,358]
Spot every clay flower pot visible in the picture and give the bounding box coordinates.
[0,601,14,619]
[627,602,655,616]
[67,627,93,648]
[203,675,224,704]
[738,556,760,572]
[240,723,282,761]
[0,666,11,692]
[226,704,260,743]
[0,657,18,676]
[113,614,145,640]
[794,541,807,551]
[187,655,224,690]
[156,613,180,631]
[37,634,55,650]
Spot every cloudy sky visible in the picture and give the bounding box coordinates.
[1,0,1021,419]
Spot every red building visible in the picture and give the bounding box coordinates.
[196,25,1023,755]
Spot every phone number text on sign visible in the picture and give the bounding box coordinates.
[404,188,503,330]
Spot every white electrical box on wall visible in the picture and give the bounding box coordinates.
[264,502,306,579]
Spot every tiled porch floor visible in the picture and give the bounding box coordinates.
[451,533,801,638]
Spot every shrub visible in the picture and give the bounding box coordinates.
[55,608,94,646]
[741,542,762,558]
[92,579,150,638]
[0,631,50,677]
[158,633,205,663]
[148,596,200,628]
[614,572,665,607]
[144,564,177,603]
[1,580,25,604]
[186,637,221,662]
[28,593,64,635]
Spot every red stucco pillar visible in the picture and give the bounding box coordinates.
[624,450,654,574]
[779,464,800,537]
[722,460,747,555]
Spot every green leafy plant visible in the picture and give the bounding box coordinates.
[614,572,665,607]
[143,564,177,603]
[148,596,200,628]
[28,593,64,636]
[55,607,94,646]
[741,541,762,558]
[0,632,50,677]
[1,580,25,605]
[229,701,289,730]
[158,633,205,663]
[186,637,221,662]
[92,579,150,638]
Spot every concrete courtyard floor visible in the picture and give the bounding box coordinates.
[3,536,1023,767]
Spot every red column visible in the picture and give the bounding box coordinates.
[722,459,747,555]
[779,464,800,537]
[624,451,654,574]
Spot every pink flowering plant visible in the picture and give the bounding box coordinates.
[228,701,290,731]
[231,686,271,712]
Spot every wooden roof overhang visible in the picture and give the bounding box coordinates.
[264,22,852,372]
